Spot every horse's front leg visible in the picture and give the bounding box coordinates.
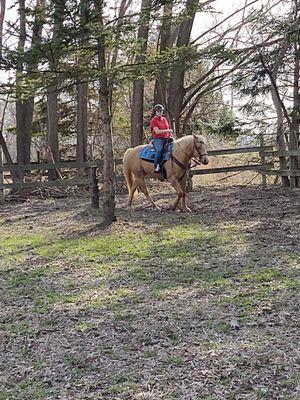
[180,176,191,212]
[169,177,184,211]
[169,176,191,212]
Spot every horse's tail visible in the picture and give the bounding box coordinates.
[123,149,135,195]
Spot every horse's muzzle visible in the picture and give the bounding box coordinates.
[201,155,209,165]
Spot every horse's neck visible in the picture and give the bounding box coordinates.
[173,137,193,164]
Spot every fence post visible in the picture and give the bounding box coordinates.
[259,132,267,188]
[0,145,4,205]
[186,170,193,192]
[89,166,99,208]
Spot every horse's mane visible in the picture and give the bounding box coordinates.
[175,134,206,145]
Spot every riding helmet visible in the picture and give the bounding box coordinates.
[153,104,164,112]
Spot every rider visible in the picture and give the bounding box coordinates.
[150,104,173,173]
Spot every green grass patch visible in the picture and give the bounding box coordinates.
[0,233,45,253]
[166,355,184,366]
[2,379,52,400]
[36,233,152,260]
[143,349,157,358]
[107,373,138,395]
[7,267,48,289]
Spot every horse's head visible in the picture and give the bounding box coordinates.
[193,134,209,165]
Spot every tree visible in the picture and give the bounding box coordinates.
[0,0,5,53]
[231,0,300,186]
[153,2,175,108]
[15,0,45,179]
[130,0,151,147]
[93,0,116,223]
[76,0,91,176]
[167,0,199,136]
[46,0,64,179]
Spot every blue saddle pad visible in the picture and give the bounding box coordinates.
[139,142,173,163]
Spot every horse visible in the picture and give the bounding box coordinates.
[123,134,209,211]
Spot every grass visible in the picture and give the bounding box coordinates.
[0,187,299,399]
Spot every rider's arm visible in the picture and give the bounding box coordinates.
[153,126,173,135]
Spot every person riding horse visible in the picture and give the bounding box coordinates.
[150,104,173,173]
[123,133,209,211]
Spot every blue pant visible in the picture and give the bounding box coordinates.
[153,138,167,166]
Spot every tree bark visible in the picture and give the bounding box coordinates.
[16,97,34,167]
[261,47,290,187]
[16,0,45,179]
[76,82,88,176]
[0,97,19,182]
[130,0,151,147]
[47,88,59,164]
[0,0,5,53]
[289,25,300,187]
[15,0,27,179]
[46,0,64,180]
[94,0,116,223]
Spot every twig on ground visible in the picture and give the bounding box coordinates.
[216,171,244,181]
[245,172,260,186]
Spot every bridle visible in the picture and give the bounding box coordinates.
[170,136,208,180]
[193,138,208,162]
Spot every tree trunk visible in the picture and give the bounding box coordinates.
[15,0,27,180]
[131,79,145,147]
[167,0,198,137]
[94,0,116,224]
[76,82,88,176]
[0,98,19,182]
[130,0,151,147]
[46,0,64,180]
[15,0,45,180]
[47,88,59,180]
[154,3,174,111]
[0,0,5,53]
[46,89,59,162]
[108,0,131,113]
[261,46,290,187]
[16,97,34,167]
[289,31,300,187]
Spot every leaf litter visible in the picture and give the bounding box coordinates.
[0,184,299,400]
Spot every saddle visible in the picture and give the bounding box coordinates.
[139,141,174,163]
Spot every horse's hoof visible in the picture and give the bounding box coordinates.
[182,207,192,212]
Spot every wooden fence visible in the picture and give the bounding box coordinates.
[0,144,299,205]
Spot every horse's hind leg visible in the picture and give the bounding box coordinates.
[128,180,138,207]
[138,179,159,209]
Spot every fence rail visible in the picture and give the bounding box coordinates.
[190,163,273,176]
[0,144,299,205]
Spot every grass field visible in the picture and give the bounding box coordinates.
[0,184,299,399]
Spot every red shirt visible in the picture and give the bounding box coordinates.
[150,116,170,139]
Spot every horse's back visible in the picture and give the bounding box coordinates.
[123,145,145,172]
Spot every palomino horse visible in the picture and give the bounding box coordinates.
[123,134,209,211]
